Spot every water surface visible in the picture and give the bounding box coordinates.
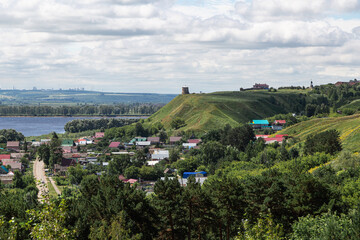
[0,116,144,136]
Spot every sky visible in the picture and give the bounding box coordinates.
[1,0,360,94]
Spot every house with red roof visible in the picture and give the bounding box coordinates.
[188,139,202,144]
[0,155,11,160]
[95,132,105,139]
[109,142,121,148]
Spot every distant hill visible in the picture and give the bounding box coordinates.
[279,114,360,152]
[0,90,177,105]
[146,90,310,132]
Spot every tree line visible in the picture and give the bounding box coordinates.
[64,118,140,133]
[0,103,163,116]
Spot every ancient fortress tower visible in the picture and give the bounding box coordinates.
[182,87,189,95]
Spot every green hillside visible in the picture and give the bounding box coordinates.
[146,90,310,132]
[340,99,360,111]
[279,114,360,152]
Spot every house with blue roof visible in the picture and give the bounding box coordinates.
[250,120,270,129]
[183,171,207,178]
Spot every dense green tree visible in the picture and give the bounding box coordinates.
[170,117,186,130]
[108,155,132,175]
[68,165,88,185]
[305,130,342,155]
[153,177,186,240]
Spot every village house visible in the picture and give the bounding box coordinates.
[147,137,160,145]
[170,136,182,145]
[272,120,286,131]
[253,83,269,90]
[0,166,14,184]
[256,135,269,139]
[130,137,147,144]
[151,149,169,160]
[188,139,202,144]
[0,154,11,161]
[136,141,151,148]
[10,153,26,159]
[1,159,22,172]
[61,139,75,147]
[95,132,105,139]
[77,138,87,146]
[109,142,121,148]
[335,79,358,86]
[54,158,76,175]
[7,141,20,151]
[32,141,41,147]
[183,143,197,149]
[264,135,289,144]
[41,139,51,145]
[251,120,270,129]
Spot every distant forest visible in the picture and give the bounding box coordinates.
[0,104,163,116]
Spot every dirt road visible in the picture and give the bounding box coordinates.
[49,177,61,195]
[33,158,48,201]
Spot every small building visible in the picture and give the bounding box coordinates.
[256,135,269,139]
[147,137,160,145]
[7,141,20,151]
[253,83,269,90]
[264,137,284,144]
[188,139,202,144]
[136,141,151,147]
[54,159,76,175]
[274,120,286,125]
[130,137,147,144]
[2,159,22,172]
[109,142,121,148]
[41,139,51,144]
[10,153,26,159]
[151,150,169,160]
[147,160,160,166]
[61,139,75,147]
[78,139,87,146]
[251,120,270,129]
[170,136,182,145]
[182,143,197,149]
[183,171,207,178]
[32,141,41,147]
[0,154,11,161]
[95,132,105,139]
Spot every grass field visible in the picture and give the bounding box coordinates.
[145,90,311,133]
[279,114,360,152]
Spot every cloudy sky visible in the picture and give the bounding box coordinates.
[1,0,360,93]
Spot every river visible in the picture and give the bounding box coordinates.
[0,116,145,137]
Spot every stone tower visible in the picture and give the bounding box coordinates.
[310,81,313,89]
[182,87,189,95]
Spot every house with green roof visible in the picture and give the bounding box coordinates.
[61,139,75,147]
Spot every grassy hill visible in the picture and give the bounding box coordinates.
[146,90,310,133]
[279,114,360,152]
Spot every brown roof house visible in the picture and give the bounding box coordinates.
[2,159,22,172]
[54,159,76,175]
[7,141,20,151]
[170,137,182,145]
[147,137,160,145]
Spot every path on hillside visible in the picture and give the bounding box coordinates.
[33,158,48,202]
[49,177,61,195]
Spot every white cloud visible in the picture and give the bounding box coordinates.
[0,0,359,93]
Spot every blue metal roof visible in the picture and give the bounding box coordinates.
[1,166,9,173]
[252,120,269,125]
